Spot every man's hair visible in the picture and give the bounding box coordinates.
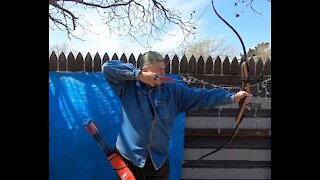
[140,51,165,68]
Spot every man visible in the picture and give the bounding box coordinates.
[102,51,251,179]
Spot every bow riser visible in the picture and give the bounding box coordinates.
[235,61,250,124]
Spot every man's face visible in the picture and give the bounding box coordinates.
[142,61,165,84]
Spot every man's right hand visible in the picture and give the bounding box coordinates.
[138,72,162,87]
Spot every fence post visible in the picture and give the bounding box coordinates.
[93,53,102,72]
[188,55,196,74]
[256,58,264,75]
[84,53,93,72]
[180,55,188,74]
[59,52,67,71]
[111,53,118,60]
[120,53,127,63]
[222,56,230,75]
[205,56,213,74]
[197,56,204,74]
[164,54,170,74]
[129,54,137,67]
[263,58,271,75]
[214,56,221,75]
[49,51,58,71]
[230,57,239,75]
[171,55,179,74]
[136,54,142,69]
[102,53,110,65]
[248,57,255,75]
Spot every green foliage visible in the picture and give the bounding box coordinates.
[240,42,271,62]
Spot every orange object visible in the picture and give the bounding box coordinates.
[108,152,136,180]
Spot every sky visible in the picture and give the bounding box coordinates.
[49,0,271,58]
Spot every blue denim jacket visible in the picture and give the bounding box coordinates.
[102,60,235,170]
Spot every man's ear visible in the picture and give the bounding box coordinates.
[141,66,147,72]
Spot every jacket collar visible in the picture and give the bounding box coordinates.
[136,81,165,95]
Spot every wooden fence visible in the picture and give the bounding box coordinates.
[49,52,271,76]
[49,51,271,179]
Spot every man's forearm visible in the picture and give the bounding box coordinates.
[102,60,141,82]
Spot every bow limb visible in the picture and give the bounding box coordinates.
[192,0,249,168]
[210,0,250,125]
[210,0,249,138]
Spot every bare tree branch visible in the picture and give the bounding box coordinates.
[234,0,270,17]
[50,1,78,30]
[49,0,197,47]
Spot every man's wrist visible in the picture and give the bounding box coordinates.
[136,70,142,80]
[231,94,236,103]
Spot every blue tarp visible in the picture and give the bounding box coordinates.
[49,72,186,180]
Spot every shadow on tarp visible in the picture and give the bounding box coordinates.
[49,72,185,180]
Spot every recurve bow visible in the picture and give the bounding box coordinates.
[192,0,250,168]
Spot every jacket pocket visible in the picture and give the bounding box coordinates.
[154,98,173,120]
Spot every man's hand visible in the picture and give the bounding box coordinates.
[234,91,252,104]
[138,71,161,87]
